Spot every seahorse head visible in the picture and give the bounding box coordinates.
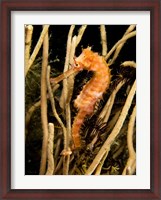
[75,47,96,71]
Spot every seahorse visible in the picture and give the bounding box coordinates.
[72,47,111,149]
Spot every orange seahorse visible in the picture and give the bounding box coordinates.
[50,47,111,149]
[71,47,111,149]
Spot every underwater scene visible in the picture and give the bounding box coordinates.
[25,25,136,175]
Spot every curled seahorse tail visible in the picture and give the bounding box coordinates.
[72,110,87,149]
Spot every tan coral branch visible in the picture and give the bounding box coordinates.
[39,25,49,175]
[122,105,136,175]
[100,25,107,56]
[46,123,55,175]
[109,25,136,65]
[25,25,33,70]
[105,31,136,62]
[25,25,50,76]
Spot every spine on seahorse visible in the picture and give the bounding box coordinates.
[72,47,111,149]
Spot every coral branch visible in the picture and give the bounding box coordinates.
[76,25,87,46]
[67,36,77,103]
[65,36,77,147]
[39,25,49,175]
[63,155,70,175]
[110,25,136,65]
[121,61,136,68]
[59,25,75,109]
[25,25,50,76]
[46,123,55,175]
[94,151,108,175]
[122,105,136,175]
[105,31,136,62]
[54,157,63,174]
[25,25,33,70]
[100,25,107,56]
[54,135,62,167]
[63,37,77,174]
